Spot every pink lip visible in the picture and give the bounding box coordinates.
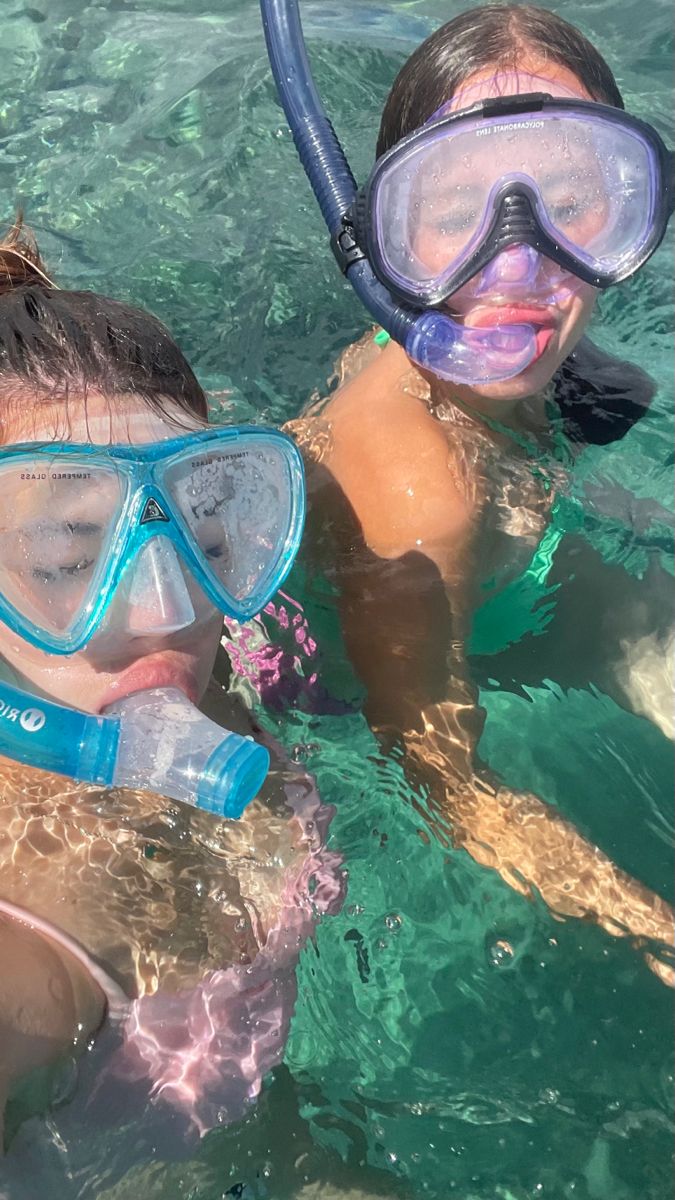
[532,326,556,361]
[97,655,199,713]
[460,305,557,366]
[468,306,557,329]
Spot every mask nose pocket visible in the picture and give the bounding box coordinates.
[478,243,541,290]
[121,537,196,636]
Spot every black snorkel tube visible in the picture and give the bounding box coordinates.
[259,0,536,384]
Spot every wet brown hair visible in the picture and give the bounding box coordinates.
[0,218,208,433]
[377,3,624,156]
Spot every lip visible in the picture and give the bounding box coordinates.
[457,304,558,368]
[97,653,200,713]
[467,306,557,330]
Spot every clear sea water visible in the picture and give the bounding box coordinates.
[0,1,673,1197]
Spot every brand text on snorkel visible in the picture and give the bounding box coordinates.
[0,697,47,732]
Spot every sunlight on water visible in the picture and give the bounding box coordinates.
[0,2,672,1197]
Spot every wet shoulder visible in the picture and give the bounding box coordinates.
[287,343,473,560]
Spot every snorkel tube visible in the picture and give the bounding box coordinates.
[0,680,268,819]
[260,0,536,384]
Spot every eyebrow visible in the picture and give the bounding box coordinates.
[17,518,104,538]
[64,521,103,536]
[541,172,594,189]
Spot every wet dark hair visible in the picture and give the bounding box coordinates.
[0,218,208,434]
[377,3,624,156]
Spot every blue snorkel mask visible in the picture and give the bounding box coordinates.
[0,425,305,818]
[260,0,674,386]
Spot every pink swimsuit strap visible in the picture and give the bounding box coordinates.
[0,895,129,1016]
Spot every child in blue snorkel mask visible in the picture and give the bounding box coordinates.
[278,4,674,981]
[0,223,343,1152]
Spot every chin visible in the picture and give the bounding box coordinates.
[470,348,563,409]
[471,377,538,404]
[455,374,543,416]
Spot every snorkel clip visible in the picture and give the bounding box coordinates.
[330,212,367,274]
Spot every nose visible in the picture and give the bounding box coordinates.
[478,243,542,291]
[121,537,196,637]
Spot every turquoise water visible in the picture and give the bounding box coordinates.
[1,1,673,1197]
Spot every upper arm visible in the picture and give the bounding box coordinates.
[298,376,478,735]
[318,379,474,567]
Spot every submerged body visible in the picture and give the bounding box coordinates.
[260,0,674,978]
[0,703,342,1136]
[288,332,674,976]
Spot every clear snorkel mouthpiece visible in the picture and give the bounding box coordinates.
[104,688,269,818]
[403,310,536,384]
[0,680,269,819]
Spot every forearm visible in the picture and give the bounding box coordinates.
[398,702,675,966]
[452,778,673,940]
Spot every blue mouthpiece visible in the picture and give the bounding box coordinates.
[0,682,269,819]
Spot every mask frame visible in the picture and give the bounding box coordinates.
[0,426,305,654]
[353,93,675,308]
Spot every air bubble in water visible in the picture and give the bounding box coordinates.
[291,742,319,764]
[487,936,515,967]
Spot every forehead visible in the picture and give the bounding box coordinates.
[448,63,594,112]
[5,392,205,447]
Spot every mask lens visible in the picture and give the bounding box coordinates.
[537,115,655,273]
[0,456,126,640]
[162,435,297,611]
[374,123,490,291]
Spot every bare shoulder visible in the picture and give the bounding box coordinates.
[286,340,473,560]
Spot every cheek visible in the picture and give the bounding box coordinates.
[201,613,225,658]
[0,631,91,706]
[413,229,443,273]
[445,277,476,310]
[413,227,468,275]
[562,283,598,340]
[192,612,226,677]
